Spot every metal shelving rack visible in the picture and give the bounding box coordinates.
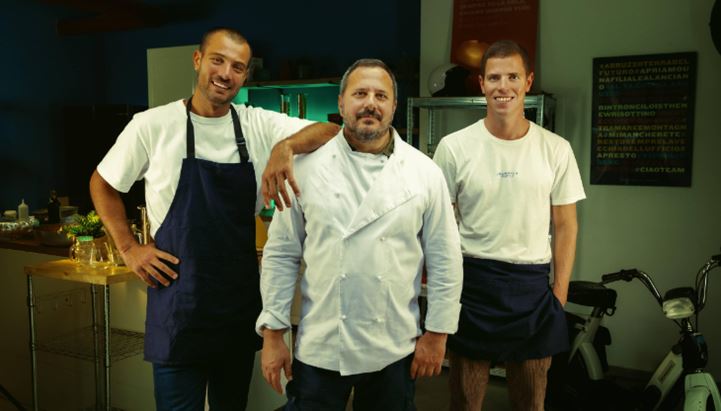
[406,94,556,155]
[25,260,140,411]
[36,326,144,362]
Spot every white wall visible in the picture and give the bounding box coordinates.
[421,0,721,375]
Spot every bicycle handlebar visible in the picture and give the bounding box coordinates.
[601,269,638,284]
[601,268,664,305]
[601,251,720,313]
[696,255,721,312]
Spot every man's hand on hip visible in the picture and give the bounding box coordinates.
[120,243,179,288]
[411,331,447,378]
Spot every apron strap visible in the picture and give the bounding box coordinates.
[185,97,249,163]
[229,105,249,164]
[185,96,196,159]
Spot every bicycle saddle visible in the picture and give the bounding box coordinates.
[567,281,617,310]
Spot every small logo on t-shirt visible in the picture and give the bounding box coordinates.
[497,171,518,178]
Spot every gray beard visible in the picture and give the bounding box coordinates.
[348,124,389,142]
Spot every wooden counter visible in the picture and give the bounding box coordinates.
[24,259,135,285]
[0,237,70,257]
[1,215,270,260]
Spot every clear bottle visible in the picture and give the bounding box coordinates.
[18,199,29,222]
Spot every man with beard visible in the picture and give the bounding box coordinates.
[433,40,585,410]
[256,59,463,410]
[89,27,339,410]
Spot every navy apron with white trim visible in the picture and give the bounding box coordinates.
[144,97,262,364]
[448,257,568,362]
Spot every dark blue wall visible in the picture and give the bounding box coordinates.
[0,1,100,214]
[99,0,420,105]
[1,0,420,212]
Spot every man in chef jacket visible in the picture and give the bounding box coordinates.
[256,58,463,410]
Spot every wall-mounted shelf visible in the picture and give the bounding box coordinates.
[406,94,556,155]
[243,77,340,90]
[235,78,341,122]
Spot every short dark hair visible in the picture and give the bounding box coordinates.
[479,40,531,76]
[340,58,398,101]
[199,27,250,54]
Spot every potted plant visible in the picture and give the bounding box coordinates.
[61,210,105,239]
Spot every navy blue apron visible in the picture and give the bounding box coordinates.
[144,97,262,365]
[448,257,568,362]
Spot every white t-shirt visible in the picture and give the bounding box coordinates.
[97,100,313,237]
[433,119,586,264]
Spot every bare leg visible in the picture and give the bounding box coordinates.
[505,357,552,411]
[448,350,491,411]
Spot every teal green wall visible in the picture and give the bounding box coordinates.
[235,85,340,123]
[421,0,721,374]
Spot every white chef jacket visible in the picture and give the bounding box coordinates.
[256,130,463,376]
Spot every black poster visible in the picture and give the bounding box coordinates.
[591,52,697,186]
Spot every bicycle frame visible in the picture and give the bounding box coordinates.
[563,252,721,411]
[641,347,684,410]
[568,307,607,381]
[684,373,721,410]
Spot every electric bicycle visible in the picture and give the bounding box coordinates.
[547,251,721,410]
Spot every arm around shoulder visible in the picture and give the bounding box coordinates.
[283,122,340,154]
[262,122,340,210]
